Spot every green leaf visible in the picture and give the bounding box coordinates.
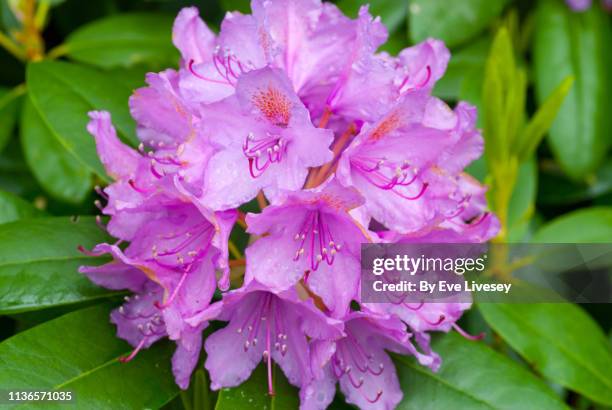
[215,363,299,410]
[395,332,568,410]
[533,0,611,179]
[1,0,20,32]
[0,189,41,224]
[434,36,490,101]
[220,0,251,14]
[21,95,91,203]
[507,157,537,241]
[0,139,41,199]
[379,28,408,55]
[0,216,121,314]
[538,161,612,206]
[533,207,612,243]
[0,86,21,153]
[64,13,179,69]
[482,27,516,165]
[409,0,508,48]
[27,61,138,182]
[479,303,612,406]
[0,304,179,409]
[337,0,407,34]
[517,76,573,161]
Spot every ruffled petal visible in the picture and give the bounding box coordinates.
[87,111,142,180]
[173,7,216,64]
[79,261,147,292]
[172,324,205,389]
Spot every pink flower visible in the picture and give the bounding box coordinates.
[336,92,459,233]
[565,0,612,11]
[80,112,236,388]
[566,0,592,10]
[244,179,370,317]
[301,311,439,410]
[81,0,500,405]
[197,281,344,394]
[196,67,333,209]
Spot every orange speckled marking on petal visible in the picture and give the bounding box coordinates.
[252,85,292,127]
[369,111,402,141]
[314,194,348,211]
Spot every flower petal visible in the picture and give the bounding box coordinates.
[173,7,216,64]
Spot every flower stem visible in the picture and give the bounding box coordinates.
[46,43,69,60]
[228,240,242,259]
[318,106,332,128]
[0,83,26,110]
[229,258,245,267]
[0,32,26,61]
[257,191,267,210]
[236,211,248,229]
[34,0,51,30]
[305,123,356,189]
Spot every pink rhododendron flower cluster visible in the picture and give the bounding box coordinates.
[566,0,612,11]
[80,1,499,408]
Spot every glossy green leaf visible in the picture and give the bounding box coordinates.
[0,189,41,224]
[21,95,91,203]
[0,140,41,199]
[0,304,180,409]
[338,0,407,34]
[479,303,612,406]
[0,217,120,314]
[538,162,612,206]
[395,332,568,410]
[409,0,507,48]
[27,61,137,181]
[64,13,179,69]
[516,76,573,161]
[533,0,611,179]
[533,207,612,243]
[215,364,299,410]
[0,86,20,153]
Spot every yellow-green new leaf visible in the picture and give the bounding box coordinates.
[517,76,574,161]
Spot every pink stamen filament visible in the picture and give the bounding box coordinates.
[156,224,211,257]
[243,133,286,178]
[422,314,446,326]
[95,215,106,231]
[403,300,425,311]
[128,179,149,194]
[146,221,215,273]
[365,390,384,404]
[452,323,485,340]
[352,156,419,190]
[238,293,288,396]
[154,270,188,309]
[94,185,108,200]
[77,245,103,257]
[333,334,385,404]
[150,162,164,179]
[119,337,147,363]
[399,65,432,95]
[188,59,232,86]
[293,211,341,271]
